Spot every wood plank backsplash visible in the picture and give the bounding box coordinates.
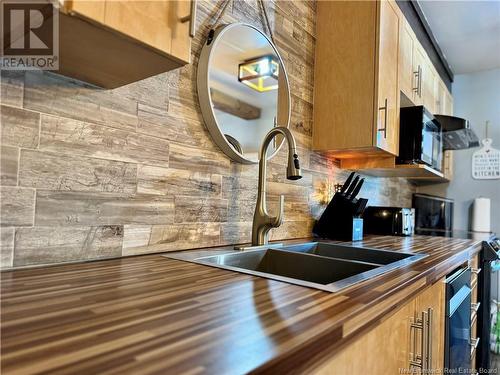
[0,0,416,268]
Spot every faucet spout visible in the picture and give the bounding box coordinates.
[251,127,302,246]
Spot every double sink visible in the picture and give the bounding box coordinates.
[166,242,426,292]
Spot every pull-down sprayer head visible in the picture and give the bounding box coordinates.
[287,151,302,180]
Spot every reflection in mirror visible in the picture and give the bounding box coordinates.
[198,23,290,163]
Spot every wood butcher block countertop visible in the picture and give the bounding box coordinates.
[1,235,483,375]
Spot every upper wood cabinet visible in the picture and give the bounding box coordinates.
[62,0,105,21]
[412,45,427,106]
[399,18,452,117]
[423,60,437,113]
[398,18,415,101]
[56,0,192,88]
[313,0,400,157]
[444,90,454,116]
[376,0,400,156]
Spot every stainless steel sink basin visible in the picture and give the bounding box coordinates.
[198,248,376,285]
[164,242,427,292]
[280,242,417,265]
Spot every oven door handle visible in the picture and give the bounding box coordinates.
[448,285,472,317]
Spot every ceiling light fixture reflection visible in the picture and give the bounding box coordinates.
[238,55,279,92]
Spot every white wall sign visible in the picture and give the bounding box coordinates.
[472,138,500,179]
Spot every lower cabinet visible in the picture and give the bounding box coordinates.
[415,278,446,371]
[313,279,445,374]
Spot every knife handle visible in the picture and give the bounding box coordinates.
[340,172,356,194]
[348,178,364,200]
[344,176,359,196]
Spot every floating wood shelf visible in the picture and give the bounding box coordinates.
[340,156,448,183]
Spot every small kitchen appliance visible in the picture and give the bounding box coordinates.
[412,193,454,236]
[363,206,415,236]
[398,106,443,171]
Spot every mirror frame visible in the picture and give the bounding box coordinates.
[197,23,291,164]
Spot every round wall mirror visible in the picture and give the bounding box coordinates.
[197,23,291,164]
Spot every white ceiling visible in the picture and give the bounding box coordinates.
[418,0,500,75]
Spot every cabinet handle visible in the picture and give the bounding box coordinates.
[427,308,433,370]
[470,337,480,356]
[180,0,197,37]
[378,98,388,139]
[410,308,432,372]
[413,67,420,94]
[471,302,481,315]
[471,267,482,275]
[418,66,423,97]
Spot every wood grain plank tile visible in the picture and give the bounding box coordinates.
[1,227,14,268]
[39,114,169,166]
[0,71,24,108]
[0,145,19,186]
[0,105,40,148]
[226,196,310,223]
[113,73,169,109]
[222,176,258,201]
[19,150,137,193]
[122,223,220,255]
[137,103,214,150]
[169,143,230,175]
[23,72,138,132]
[0,0,417,269]
[13,226,123,266]
[174,196,228,223]
[220,221,252,245]
[137,165,221,197]
[35,191,174,226]
[270,219,315,241]
[267,180,310,201]
[0,187,35,227]
[122,225,152,250]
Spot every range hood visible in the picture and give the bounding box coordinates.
[434,115,480,150]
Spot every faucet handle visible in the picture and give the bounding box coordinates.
[272,195,285,227]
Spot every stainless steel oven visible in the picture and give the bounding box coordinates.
[445,267,472,371]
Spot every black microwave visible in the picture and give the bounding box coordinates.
[397,106,443,171]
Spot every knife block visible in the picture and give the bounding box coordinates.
[313,193,364,241]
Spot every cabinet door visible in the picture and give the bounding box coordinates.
[399,19,414,101]
[376,0,400,155]
[413,45,426,105]
[62,0,105,23]
[423,62,437,113]
[313,299,416,374]
[62,1,191,64]
[435,81,445,115]
[444,91,454,116]
[414,279,446,373]
[443,150,454,180]
[104,1,191,63]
